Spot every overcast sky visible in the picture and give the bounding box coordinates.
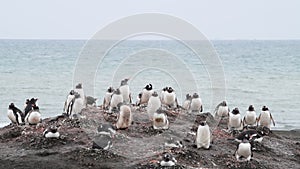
[1,0,299,40]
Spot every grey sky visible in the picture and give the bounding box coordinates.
[0,0,299,40]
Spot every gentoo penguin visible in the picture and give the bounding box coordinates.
[235,139,253,162]
[93,123,115,150]
[63,90,75,115]
[160,87,168,104]
[115,104,132,129]
[163,87,178,109]
[160,153,177,167]
[164,137,183,148]
[153,108,169,130]
[70,93,85,116]
[243,105,257,127]
[7,103,23,125]
[214,100,230,117]
[257,106,275,129]
[196,121,211,149]
[97,123,116,136]
[25,105,41,125]
[108,88,123,113]
[228,108,243,131]
[182,94,192,110]
[235,129,265,143]
[119,78,131,104]
[147,91,161,120]
[24,98,38,119]
[139,83,154,105]
[43,126,60,138]
[189,93,203,113]
[86,96,97,107]
[103,87,114,110]
[74,83,85,99]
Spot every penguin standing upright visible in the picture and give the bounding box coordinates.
[189,93,203,113]
[63,90,75,115]
[243,105,257,127]
[228,108,243,131]
[153,108,169,130]
[103,87,114,110]
[25,105,41,125]
[119,78,131,104]
[196,121,211,149]
[24,98,38,119]
[70,93,85,116]
[147,91,161,120]
[257,106,275,129]
[214,101,230,117]
[160,87,168,104]
[182,94,192,111]
[235,139,253,162]
[108,88,123,113]
[7,103,23,125]
[139,84,154,105]
[74,83,86,108]
[163,87,178,109]
[116,104,132,129]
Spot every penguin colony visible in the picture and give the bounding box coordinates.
[6,79,276,166]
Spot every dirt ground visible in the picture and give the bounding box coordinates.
[0,106,299,169]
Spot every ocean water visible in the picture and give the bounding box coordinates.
[0,39,299,130]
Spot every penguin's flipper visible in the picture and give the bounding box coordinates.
[129,93,132,104]
[257,114,261,126]
[200,105,203,112]
[270,113,275,126]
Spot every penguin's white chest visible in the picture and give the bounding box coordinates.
[110,94,123,107]
[141,89,153,104]
[26,111,41,124]
[73,98,84,114]
[116,105,132,129]
[147,97,161,118]
[119,85,130,103]
[190,98,202,111]
[7,110,21,124]
[196,125,211,149]
[104,92,113,106]
[153,113,169,129]
[217,106,229,116]
[182,100,191,110]
[164,93,176,105]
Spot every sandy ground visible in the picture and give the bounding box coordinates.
[0,106,299,169]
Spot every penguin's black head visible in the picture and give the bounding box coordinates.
[192,93,199,98]
[25,99,30,104]
[222,100,227,106]
[114,88,121,95]
[145,83,152,90]
[107,87,114,93]
[162,87,168,92]
[138,92,142,99]
[9,103,15,109]
[120,78,129,86]
[75,83,82,89]
[167,87,174,93]
[152,91,158,97]
[70,90,75,95]
[262,106,269,111]
[232,108,240,115]
[248,105,255,111]
[32,105,39,110]
[186,94,192,100]
[49,126,58,133]
[29,98,38,104]
[163,153,172,162]
[199,121,207,126]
